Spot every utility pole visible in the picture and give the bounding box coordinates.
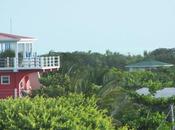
[170,104,175,130]
[10,18,12,33]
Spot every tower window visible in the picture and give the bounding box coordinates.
[1,76,10,85]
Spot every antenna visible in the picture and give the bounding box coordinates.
[10,18,12,33]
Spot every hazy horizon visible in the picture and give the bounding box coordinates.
[1,0,175,55]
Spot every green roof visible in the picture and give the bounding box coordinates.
[126,59,173,68]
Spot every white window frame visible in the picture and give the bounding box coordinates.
[1,76,10,85]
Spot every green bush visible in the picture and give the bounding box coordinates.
[0,50,15,58]
[0,94,114,130]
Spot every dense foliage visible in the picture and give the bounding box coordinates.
[145,48,175,64]
[46,50,143,71]
[0,94,114,130]
[35,48,175,130]
[2,44,175,129]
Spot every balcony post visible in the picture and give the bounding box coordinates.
[58,56,60,67]
[13,58,18,72]
[14,43,19,72]
[49,56,52,67]
[52,56,55,66]
[7,57,9,67]
[40,57,44,67]
[45,57,48,67]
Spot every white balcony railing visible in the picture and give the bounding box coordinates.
[0,56,60,70]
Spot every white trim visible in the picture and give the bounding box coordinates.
[17,39,37,44]
[0,66,60,71]
[1,75,10,85]
[0,56,60,71]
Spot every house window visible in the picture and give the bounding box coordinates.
[1,76,10,85]
[5,43,10,50]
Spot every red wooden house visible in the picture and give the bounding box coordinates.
[0,33,60,98]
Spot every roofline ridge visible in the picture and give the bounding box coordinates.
[0,32,34,40]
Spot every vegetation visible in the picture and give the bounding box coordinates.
[0,50,15,58]
[2,48,175,129]
[0,94,114,130]
[36,48,175,129]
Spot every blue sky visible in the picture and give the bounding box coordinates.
[1,0,175,55]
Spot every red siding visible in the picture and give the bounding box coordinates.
[0,70,41,98]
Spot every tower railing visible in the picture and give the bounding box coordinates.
[0,56,60,70]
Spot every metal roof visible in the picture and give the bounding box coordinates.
[0,33,34,42]
[126,59,173,68]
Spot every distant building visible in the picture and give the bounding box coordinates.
[126,59,173,72]
[0,33,60,98]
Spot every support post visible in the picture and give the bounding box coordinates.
[14,88,17,99]
[40,57,44,67]
[7,57,9,67]
[14,43,18,72]
[45,57,48,67]
[52,56,55,66]
[13,58,18,72]
[170,104,175,130]
[49,56,52,67]
[58,56,60,67]
[1,43,3,52]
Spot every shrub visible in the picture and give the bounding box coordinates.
[0,94,114,130]
[0,50,15,58]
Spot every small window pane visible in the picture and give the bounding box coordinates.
[1,76,10,85]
